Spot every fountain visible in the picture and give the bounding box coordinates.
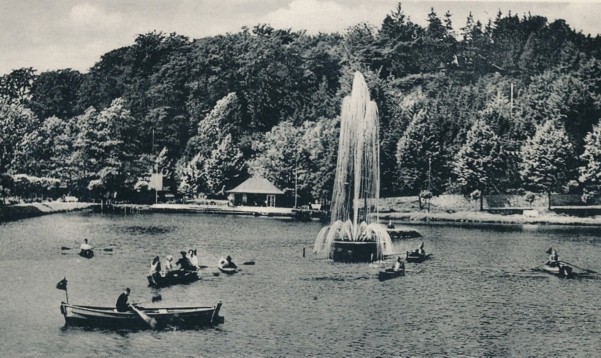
[313,72,393,262]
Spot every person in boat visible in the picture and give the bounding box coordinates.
[548,249,560,267]
[393,257,404,272]
[80,239,92,251]
[387,220,395,229]
[418,242,425,255]
[116,288,131,312]
[176,251,194,271]
[189,249,199,269]
[149,256,161,276]
[164,255,174,273]
[221,255,237,269]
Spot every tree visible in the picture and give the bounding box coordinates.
[203,134,246,196]
[579,118,601,192]
[0,100,40,173]
[29,69,83,120]
[247,120,304,200]
[0,67,37,105]
[520,120,575,208]
[452,119,504,209]
[396,108,441,194]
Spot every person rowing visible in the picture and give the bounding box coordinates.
[220,255,237,269]
[80,239,92,251]
[547,248,560,267]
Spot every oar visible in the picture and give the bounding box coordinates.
[529,262,547,271]
[61,245,114,252]
[130,304,157,329]
[560,260,597,274]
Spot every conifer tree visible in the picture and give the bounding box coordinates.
[452,119,503,208]
[579,119,601,192]
[520,120,574,208]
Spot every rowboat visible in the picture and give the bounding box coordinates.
[541,262,574,278]
[405,251,431,263]
[378,268,405,281]
[60,301,223,330]
[79,249,94,259]
[218,257,238,274]
[147,270,199,287]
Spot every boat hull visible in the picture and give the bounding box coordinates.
[79,249,94,259]
[60,302,223,330]
[405,252,431,263]
[542,263,573,278]
[218,267,238,274]
[332,241,379,262]
[147,270,199,287]
[378,269,405,281]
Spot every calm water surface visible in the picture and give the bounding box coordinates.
[1,213,600,357]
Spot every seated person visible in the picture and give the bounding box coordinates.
[176,251,194,271]
[80,239,92,251]
[393,257,404,272]
[116,288,131,312]
[418,242,425,255]
[164,255,174,273]
[189,249,199,269]
[149,256,161,276]
[220,255,237,269]
[548,249,560,267]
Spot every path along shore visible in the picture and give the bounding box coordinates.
[380,210,601,226]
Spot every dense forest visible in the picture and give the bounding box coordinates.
[2,4,601,206]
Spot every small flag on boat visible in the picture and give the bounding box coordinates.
[546,247,553,255]
[56,277,68,291]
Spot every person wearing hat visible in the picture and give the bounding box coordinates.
[176,251,194,271]
[116,288,131,312]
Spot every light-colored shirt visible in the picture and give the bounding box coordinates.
[164,260,173,271]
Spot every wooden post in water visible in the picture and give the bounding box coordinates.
[303,247,305,257]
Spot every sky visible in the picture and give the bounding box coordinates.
[1,0,600,75]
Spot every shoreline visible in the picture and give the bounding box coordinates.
[380,211,601,227]
[0,202,93,223]
[4,201,601,227]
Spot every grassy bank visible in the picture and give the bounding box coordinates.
[378,195,601,226]
[0,202,92,223]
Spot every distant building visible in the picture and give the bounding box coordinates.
[227,177,284,207]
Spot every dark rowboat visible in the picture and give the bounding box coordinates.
[79,249,94,259]
[406,251,431,263]
[60,301,223,330]
[378,268,405,281]
[147,270,199,287]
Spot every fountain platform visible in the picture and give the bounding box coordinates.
[331,240,379,262]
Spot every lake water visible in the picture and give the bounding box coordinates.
[1,212,600,357]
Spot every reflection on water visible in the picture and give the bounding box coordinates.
[1,213,600,356]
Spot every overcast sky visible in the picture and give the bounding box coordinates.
[1,0,599,75]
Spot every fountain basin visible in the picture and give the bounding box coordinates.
[331,240,379,262]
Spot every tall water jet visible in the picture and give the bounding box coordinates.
[313,72,393,262]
